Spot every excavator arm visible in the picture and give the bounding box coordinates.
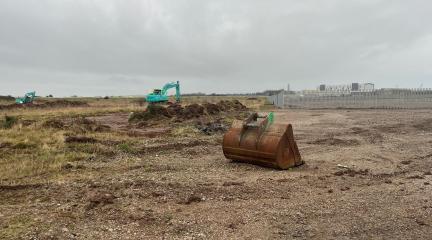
[161,81,180,102]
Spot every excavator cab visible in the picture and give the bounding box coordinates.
[152,89,162,95]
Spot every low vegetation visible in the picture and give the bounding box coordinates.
[0,96,264,185]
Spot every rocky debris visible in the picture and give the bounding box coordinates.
[334,168,369,177]
[195,120,228,135]
[64,136,98,143]
[181,194,203,205]
[87,191,116,209]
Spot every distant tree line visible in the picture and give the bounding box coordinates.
[0,95,15,100]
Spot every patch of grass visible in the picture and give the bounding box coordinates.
[172,125,200,137]
[1,115,18,129]
[0,215,37,240]
[117,143,138,154]
[0,96,266,185]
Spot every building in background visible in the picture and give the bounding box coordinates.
[318,83,374,93]
[301,82,375,96]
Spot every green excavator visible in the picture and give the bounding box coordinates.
[15,91,36,104]
[146,81,180,103]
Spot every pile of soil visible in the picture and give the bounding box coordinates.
[0,100,88,110]
[217,100,247,111]
[43,117,111,133]
[129,100,247,123]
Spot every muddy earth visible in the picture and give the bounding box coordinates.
[1,109,432,239]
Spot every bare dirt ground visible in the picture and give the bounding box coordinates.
[1,109,432,239]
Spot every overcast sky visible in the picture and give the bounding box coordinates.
[1,0,431,96]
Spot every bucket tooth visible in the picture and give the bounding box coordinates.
[222,112,303,170]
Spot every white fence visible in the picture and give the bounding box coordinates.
[267,91,285,108]
[268,89,432,109]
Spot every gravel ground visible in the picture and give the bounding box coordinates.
[1,109,431,239]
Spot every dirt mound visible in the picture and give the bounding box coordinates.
[166,103,184,116]
[129,100,247,123]
[129,104,171,122]
[183,104,205,118]
[203,103,221,114]
[0,100,88,111]
[216,100,247,111]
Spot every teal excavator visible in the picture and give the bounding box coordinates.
[146,81,180,103]
[15,91,36,104]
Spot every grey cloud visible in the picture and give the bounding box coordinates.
[0,0,431,96]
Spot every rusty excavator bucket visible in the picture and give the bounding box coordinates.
[223,112,303,170]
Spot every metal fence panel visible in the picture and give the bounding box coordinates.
[268,89,432,109]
